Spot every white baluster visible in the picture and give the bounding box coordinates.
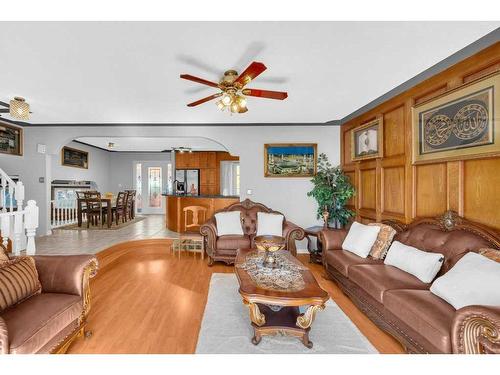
[1,214,10,250]
[1,176,6,213]
[15,181,24,210]
[24,200,39,255]
[13,212,23,255]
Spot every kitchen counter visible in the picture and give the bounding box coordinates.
[165,195,240,233]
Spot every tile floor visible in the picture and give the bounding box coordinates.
[36,215,179,255]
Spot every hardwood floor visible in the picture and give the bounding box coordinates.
[68,241,404,354]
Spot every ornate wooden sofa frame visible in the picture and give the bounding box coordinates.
[200,199,305,265]
[0,255,98,354]
[320,211,500,354]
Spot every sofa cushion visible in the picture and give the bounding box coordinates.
[384,241,444,283]
[0,248,9,262]
[395,223,493,275]
[325,249,380,277]
[216,234,251,250]
[215,211,244,236]
[368,223,396,259]
[342,221,381,258]
[2,293,82,354]
[0,257,42,312]
[256,212,284,237]
[384,289,455,353]
[348,264,430,303]
[430,252,500,310]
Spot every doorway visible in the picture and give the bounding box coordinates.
[134,161,172,214]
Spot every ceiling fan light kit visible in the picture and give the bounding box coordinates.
[180,61,288,114]
[10,96,30,120]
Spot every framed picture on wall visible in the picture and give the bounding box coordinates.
[351,118,383,161]
[0,122,23,156]
[61,146,89,169]
[264,143,317,177]
[412,72,500,164]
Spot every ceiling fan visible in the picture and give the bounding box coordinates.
[180,61,288,114]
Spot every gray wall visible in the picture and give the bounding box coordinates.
[51,141,111,192]
[108,152,171,193]
[0,124,340,250]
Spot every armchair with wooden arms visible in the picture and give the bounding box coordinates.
[200,199,305,266]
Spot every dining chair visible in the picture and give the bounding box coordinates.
[84,197,107,228]
[125,190,137,219]
[125,190,136,221]
[113,191,128,225]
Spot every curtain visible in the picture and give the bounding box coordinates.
[220,161,240,196]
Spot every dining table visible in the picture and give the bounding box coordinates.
[77,197,117,228]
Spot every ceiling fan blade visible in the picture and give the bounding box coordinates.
[234,62,267,87]
[242,89,288,100]
[187,93,222,107]
[180,74,220,88]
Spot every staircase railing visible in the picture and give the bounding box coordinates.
[0,169,39,255]
[51,198,78,228]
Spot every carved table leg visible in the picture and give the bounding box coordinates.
[302,329,313,349]
[296,304,325,329]
[244,301,266,326]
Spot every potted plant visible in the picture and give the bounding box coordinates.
[307,153,355,228]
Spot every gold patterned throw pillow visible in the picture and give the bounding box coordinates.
[478,248,500,263]
[368,223,397,260]
[0,256,42,312]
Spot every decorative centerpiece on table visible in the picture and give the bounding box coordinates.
[254,235,286,268]
[307,153,355,229]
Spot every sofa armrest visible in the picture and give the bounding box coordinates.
[283,221,305,257]
[451,305,500,354]
[0,316,8,354]
[200,218,218,258]
[319,229,347,251]
[33,255,98,297]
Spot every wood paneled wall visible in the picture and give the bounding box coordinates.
[341,42,500,231]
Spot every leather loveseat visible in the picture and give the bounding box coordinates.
[320,211,500,354]
[0,254,98,354]
[200,199,305,265]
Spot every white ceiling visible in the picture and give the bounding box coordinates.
[76,136,227,152]
[0,22,498,124]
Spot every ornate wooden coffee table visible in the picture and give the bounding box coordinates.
[235,248,329,348]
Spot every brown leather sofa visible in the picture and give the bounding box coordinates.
[0,254,98,354]
[319,211,500,354]
[200,199,305,265]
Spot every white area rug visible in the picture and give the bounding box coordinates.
[196,273,378,354]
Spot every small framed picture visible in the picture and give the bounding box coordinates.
[264,143,317,177]
[0,122,23,156]
[351,118,383,161]
[61,146,89,169]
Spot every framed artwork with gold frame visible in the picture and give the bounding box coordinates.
[351,118,383,161]
[412,72,500,164]
[264,143,317,177]
[61,146,89,169]
[0,121,23,156]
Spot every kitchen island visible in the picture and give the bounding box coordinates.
[163,194,239,233]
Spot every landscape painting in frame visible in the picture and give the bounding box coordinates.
[413,72,500,164]
[62,146,89,169]
[264,143,317,177]
[0,122,23,156]
[351,118,383,161]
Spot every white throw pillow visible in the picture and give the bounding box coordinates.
[430,252,500,309]
[215,211,244,236]
[256,212,284,237]
[384,241,444,283]
[341,221,381,258]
